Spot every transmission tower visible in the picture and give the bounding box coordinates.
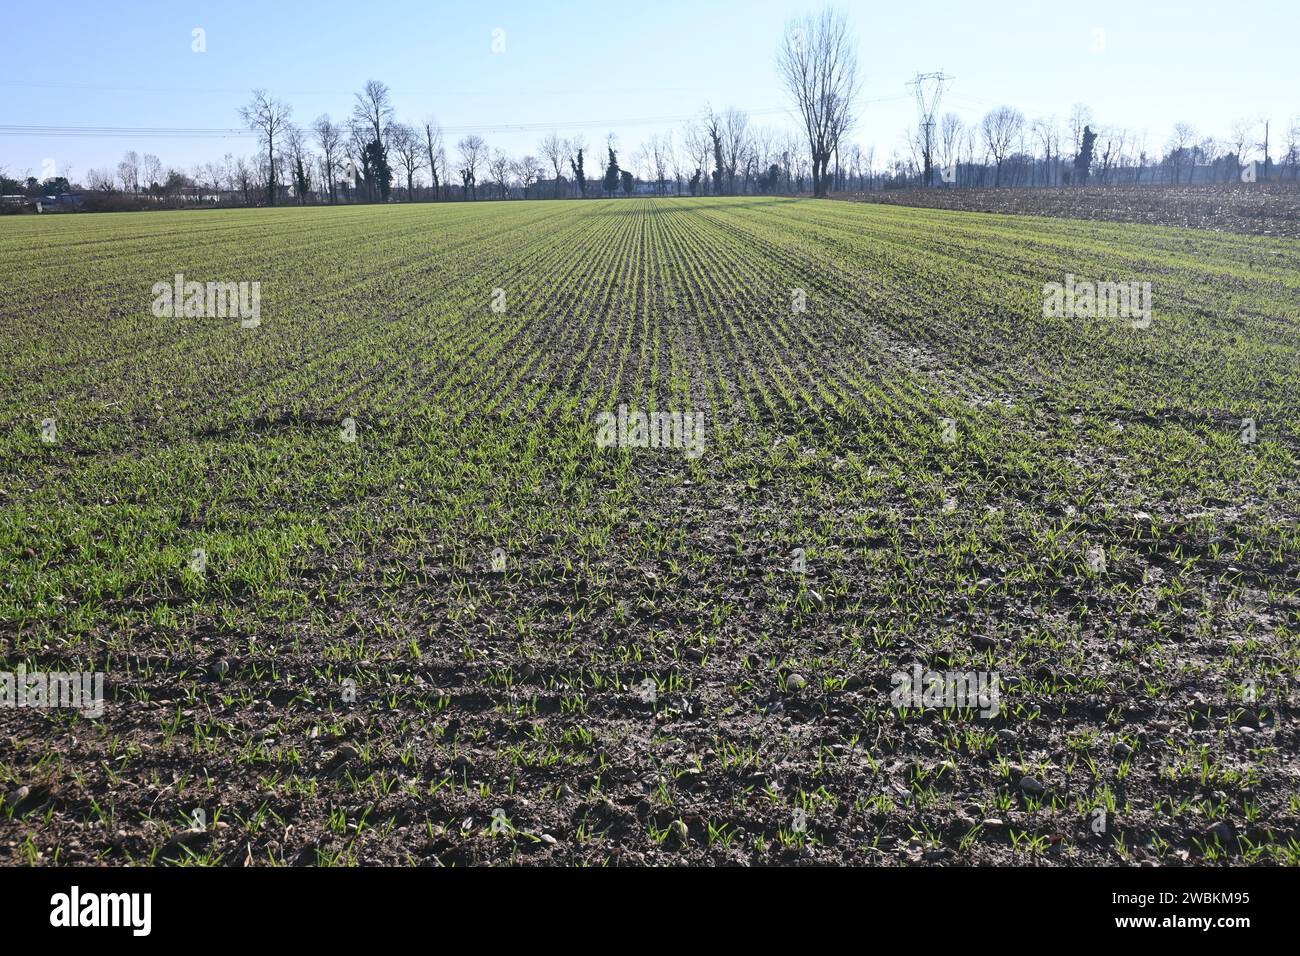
[907,71,954,187]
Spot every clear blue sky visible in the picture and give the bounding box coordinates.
[2,0,1297,182]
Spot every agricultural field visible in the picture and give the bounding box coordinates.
[1,196,1298,866]
[842,182,1300,238]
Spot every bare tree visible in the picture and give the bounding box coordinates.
[936,114,963,184]
[540,131,566,197]
[720,107,751,194]
[1166,122,1196,183]
[512,155,543,196]
[1128,130,1148,184]
[233,157,253,204]
[457,135,486,199]
[702,108,726,195]
[346,120,371,199]
[422,118,444,200]
[1030,117,1058,186]
[352,80,395,200]
[142,153,162,193]
[1068,103,1093,156]
[845,143,862,190]
[781,130,801,191]
[981,106,1024,186]
[649,134,670,194]
[567,136,587,197]
[197,160,221,201]
[1197,136,1219,181]
[85,168,115,192]
[1096,127,1126,184]
[684,120,713,195]
[777,7,860,197]
[905,126,924,185]
[389,123,426,200]
[240,89,292,204]
[1286,117,1300,180]
[117,150,141,193]
[353,80,393,145]
[313,115,343,203]
[667,132,687,194]
[489,149,512,198]
[284,124,314,203]
[1229,118,1255,178]
[751,125,777,186]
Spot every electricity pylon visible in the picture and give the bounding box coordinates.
[908,71,954,187]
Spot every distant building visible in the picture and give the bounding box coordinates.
[39,193,84,211]
[533,177,570,198]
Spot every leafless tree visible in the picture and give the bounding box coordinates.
[701,108,726,195]
[566,136,587,197]
[85,168,115,192]
[351,80,394,199]
[540,131,566,197]
[353,80,394,145]
[240,89,292,204]
[1286,117,1300,180]
[284,124,314,203]
[1097,127,1128,184]
[1031,117,1059,186]
[142,153,162,192]
[1068,103,1093,156]
[117,151,140,193]
[946,113,967,184]
[1129,130,1148,184]
[198,159,224,201]
[1229,118,1255,177]
[981,106,1024,186]
[904,127,924,184]
[777,7,860,197]
[313,115,343,203]
[1166,122,1196,183]
[1197,136,1219,180]
[389,123,426,200]
[751,125,777,180]
[234,157,254,205]
[346,120,371,198]
[720,107,750,194]
[422,118,444,199]
[457,135,486,199]
[845,143,862,190]
[781,130,801,190]
[667,132,687,194]
[684,120,713,194]
[647,134,670,194]
[489,149,512,198]
[512,155,543,196]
